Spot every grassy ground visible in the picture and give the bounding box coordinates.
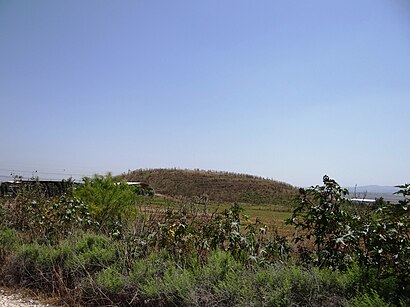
[138,195,294,237]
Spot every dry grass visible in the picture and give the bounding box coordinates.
[137,194,295,238]
[120,168,298,206]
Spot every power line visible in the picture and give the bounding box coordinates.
[0,168,93,177]
[0,175,84,182]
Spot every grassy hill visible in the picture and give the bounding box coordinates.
[121,168,298,206]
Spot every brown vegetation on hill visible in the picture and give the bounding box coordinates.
[121,168,298,205]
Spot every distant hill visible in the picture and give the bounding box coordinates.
[348,185,404,202]
[349,185,398,194]
[120,168,298,205]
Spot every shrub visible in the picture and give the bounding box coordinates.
[359,184,410,302]
[287,176,410,305]
[198,250,250,306]
[202,250,243,283]
[74,174,140,236]
[68,233,118,272]
[0,227,17,259]
[1,190,94,244]
[253,264,349,306]
[18,243,56,271]
[46,195,95,239]
[11,243,71,291]
[129,250,195,305]
[351,290,390,307]
[253,266,292,306]
[141,261,196,304]
[95,265,127,293]
[286,175,359,270]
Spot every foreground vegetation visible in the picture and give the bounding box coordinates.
[0,174,409,306]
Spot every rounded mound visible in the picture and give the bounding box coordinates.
[121,168,297,205]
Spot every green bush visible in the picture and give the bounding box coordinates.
[140,261,196,304]
[74,174,140,236]
[0,227,17,258]
[129,250,195,304]
[18,243,56,270]
[341,263,398,305]
[68,233,118,272]
[198,250,251,306]
[95,265,127,293]
[351,290,390,307]
[359,185,410,302]
[1,190,94,244]
[12,243,72,291]
[18,241,72,269]
[161,264,196,303]
[129,250,171,284]
[254,267,292,306]
[202,250,243,283]
[254,264,349,306]
[286,175,359,270]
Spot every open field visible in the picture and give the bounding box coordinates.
[137,194,294,237]
[121,168,298,238]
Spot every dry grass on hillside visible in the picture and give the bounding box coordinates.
[121,168,298,206]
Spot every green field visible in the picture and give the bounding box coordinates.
[137,194,294,237]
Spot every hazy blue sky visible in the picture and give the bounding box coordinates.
[1,1,409,187]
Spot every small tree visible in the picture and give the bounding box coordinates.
[74,174,139,236]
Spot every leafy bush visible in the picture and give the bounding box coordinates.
[287,176,410,305]
[359,184,410,300]
[342,263,398,305]
[1,183,51,238]
[286,175,359,270]
[126,202,289,266]
[1,188,94,243]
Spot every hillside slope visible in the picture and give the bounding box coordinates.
[121,168,298,205]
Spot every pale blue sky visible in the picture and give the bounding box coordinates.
[1,0,409,187]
